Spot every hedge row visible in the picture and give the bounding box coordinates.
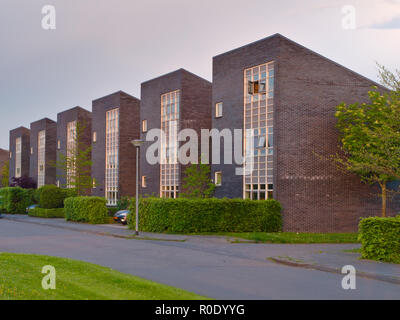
[128,198,282,233]
[0,187,35,214]
[64,196,108,224]
[359,216,400,263]
[37,185,77,209]
[28,207,65,218]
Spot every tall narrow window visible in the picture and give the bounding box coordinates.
[93,131,97,143]
[66,121,77,188]
[243,62,275,200]
[142,120,147,133]
[215,102,223,118]
[160,90,180,198]
[215,171,222,186]
[105,108,119,206]
[37,130,46,188]
[15,137,21,178]
[142,176,147,188]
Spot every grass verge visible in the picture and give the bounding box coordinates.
[0,253,208,300]
[178,232,360,243]
[226,232,359,243]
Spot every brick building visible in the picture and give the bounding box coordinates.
[29,118,57,188]
[140,69,212,198]
[56,106,92,189]
[211,33,400,232]
[91,91,140,205]
[9,127,30,183]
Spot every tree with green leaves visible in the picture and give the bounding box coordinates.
[180,163,216,199]
[54,121,92,196]
[1,161,9,188]
[335,89,400,217]
[377,63,400,92]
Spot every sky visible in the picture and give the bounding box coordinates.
[0,0,399,149]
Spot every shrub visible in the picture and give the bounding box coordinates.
[39,185,67,209]
[128,198,282,233]
[108,207,119,217]
[10,175,37,189]
[0,187,35,214]
[358,217,400,263]
[28,207,65,218]
[117,196,131,211]
[64,196,108,224]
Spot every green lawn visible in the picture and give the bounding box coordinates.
[189,232,359,243]
[0,253,208,300]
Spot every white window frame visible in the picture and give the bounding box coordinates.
[105,108,119,206]
[142,120,147,133]
[37,130,46,188]
[66,121,77,188]
[215,102,223,118]
[15,137,22,178]
[142,176,147,188]
[215,171,222,186]
[160,90,180,199]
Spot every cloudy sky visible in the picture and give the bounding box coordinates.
[0,0,399,149]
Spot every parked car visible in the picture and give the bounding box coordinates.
[26,204,39,213]
[113,210,129,225]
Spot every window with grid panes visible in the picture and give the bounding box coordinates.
[243,62,275,200]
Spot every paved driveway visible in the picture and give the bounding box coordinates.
[1,218,399,299]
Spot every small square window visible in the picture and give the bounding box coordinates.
[215,171,222,186]
[93,132,97,143]
[142,176,147,188]
[215,103,223,118]
[142,120,148,133]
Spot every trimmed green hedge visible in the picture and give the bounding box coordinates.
[0,187,35,214]
[359,216,400,263]
[64,196,108,224]
[128,198,282,233]
[108,206,119,217]
[28,207,65,218]
[38,185,67,209]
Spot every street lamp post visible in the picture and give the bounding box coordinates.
[131,139,144,236]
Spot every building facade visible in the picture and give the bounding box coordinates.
[140,69,212,198]
[9,127,31,183]
[211,33,400,232]
[29,118,57,188]
[91,91,140,205]
[56,106,92,189]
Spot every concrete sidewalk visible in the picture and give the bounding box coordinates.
[271,247,400,285]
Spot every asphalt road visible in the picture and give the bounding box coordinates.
[1,218,399,300]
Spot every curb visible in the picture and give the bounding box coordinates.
[269,257,400,286]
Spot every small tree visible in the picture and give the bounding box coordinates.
[335,89,400,217]
[1,161,9,187]
[54,120,92,196]
[377,63,400,92]
[180,163,216,199]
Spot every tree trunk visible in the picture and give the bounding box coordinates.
[381,182,387,218]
